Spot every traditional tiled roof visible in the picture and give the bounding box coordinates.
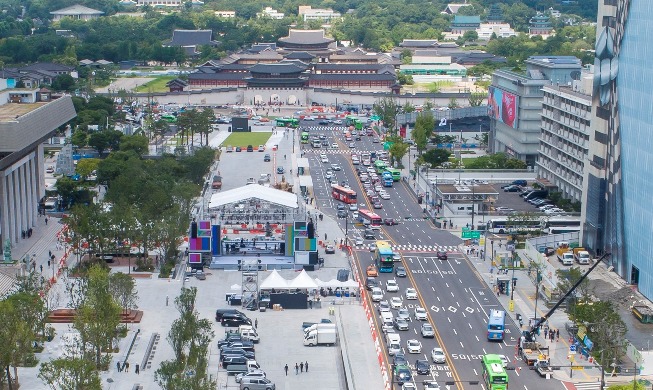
[168,30,218,47]
[284,51,316,60]
[399,40,439,48]
[452,15,481,24]
[248,63,308,74]
[309,73,396,81]
[278,29,334,45]
[51,4,104,16]
[21,62,74,72]
[188,72,248,80]
[314,64,395,73]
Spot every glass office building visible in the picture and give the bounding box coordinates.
[583,0,653,301]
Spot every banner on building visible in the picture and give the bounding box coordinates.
[488,86,518,128]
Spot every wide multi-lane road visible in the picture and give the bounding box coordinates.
[300,120,561,389]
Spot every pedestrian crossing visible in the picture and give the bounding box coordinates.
[566,382,602,390]
[391,245,458,252]
[301,126,349,132]
[306,149,376,155]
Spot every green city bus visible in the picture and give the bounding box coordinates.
[345,115,363,130]
[276,118,299,128]
[374,160,388,174]
[161,114,177,123]
[301,132,309,144]
[481,354,508,390]
[385,168,401,181]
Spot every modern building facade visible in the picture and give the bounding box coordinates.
[538,71,593,203]
[0,84,76,256]
[489,56,582,167]
[582,0,653,301]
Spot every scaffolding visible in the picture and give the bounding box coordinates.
[240,257,260,309]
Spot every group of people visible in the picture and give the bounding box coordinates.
[284,361,309,375]
[543,327,560,342]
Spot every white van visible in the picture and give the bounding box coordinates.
[371,287,384,302]
[380,312,394,333]
[386,332,401,355]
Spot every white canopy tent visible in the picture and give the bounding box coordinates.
[259,269,289,290]
[208,184,298,209]
[288,269,319,289]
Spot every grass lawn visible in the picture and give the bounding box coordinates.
[222,132,272,147]
[134,76,176,93]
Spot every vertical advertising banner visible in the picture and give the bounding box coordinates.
[488,86,518,128]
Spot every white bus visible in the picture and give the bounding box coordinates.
[542,217,581,234]
[486,217,542,234]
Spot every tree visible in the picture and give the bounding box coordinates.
[119,135,148,156]
[56,176,77,208]
[462,30,478,42]
[448,98,460,110]
[0,295,35,389]
[387,136,409,168]
[109,272,138,315]
[71,129,88,148]
[421,148,451,168]
[50,74,76,92]
[402,102,416,113]
[468,92,486,107]
[373,97,399,134]
[412,111,435,155]
[38,358,101,390]
[73,265,121,369]
[75,158,100,179]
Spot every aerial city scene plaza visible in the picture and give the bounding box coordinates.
[1,0,653,389]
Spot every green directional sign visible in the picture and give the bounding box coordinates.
[461,228,481,239]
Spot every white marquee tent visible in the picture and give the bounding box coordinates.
[259,269,289,289]
[288,270,318,289]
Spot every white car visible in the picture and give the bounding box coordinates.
[498,354,509,368]
[331,143,338,149]
[325,170,333,180]
[402,384,417,390]
[390,296,403,309]
[386,279,399,292]
[424,381,441,390]
[405,288,417,300]
[407,339,422,354]
[321,155,329,163]
[374,185,382,192]
[331,164,342,171]
[355,237,364,246]
[379,191,391,200]
[349,203,358,211]
[352,211,359,219]
[371,287,384,302]
[414,307,428,321]
[378,300,391,314]
[367,167,376,174]
[333,119,342,125]
[431,347,446,364]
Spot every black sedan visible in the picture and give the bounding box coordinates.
[436,251,448,260]
[416,359,431,375]
[384,218,398,226]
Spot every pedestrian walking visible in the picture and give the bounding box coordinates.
[125,362,130,372]
[309,300,313,309]
[135,364,140,374]
[305,361,308,372]
[45,217,48,225]
[300,362,304,372]
[324,233,327,240]
[166,295,169,306]
[544,329,548,339]
[117,362,122,372]
[40,264,43,273]
[48,250,52,259]
[255,318,258,329]
[556,329,560,341]
[295,363,299,375]
[285,364,289,376]
[47,259,50,268]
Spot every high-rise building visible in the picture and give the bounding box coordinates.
[582,0,653,301]
[489,56,582,167]
[538,71,593,203]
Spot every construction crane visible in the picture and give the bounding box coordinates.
[525,252,612,342]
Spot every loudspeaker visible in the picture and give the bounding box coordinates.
[190,220,197,238]
[279,243,285,254]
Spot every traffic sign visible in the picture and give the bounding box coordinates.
[570,344,577,352]
[461,229,481,239]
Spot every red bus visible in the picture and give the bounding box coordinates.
[358,209,382,229]
[331,185,357,204]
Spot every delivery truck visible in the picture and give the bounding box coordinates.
[303,328,337,346]
[573,248,590,265]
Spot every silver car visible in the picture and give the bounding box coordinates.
[235,369,266,383]
[240,377,275,390]
[421,323,435,338]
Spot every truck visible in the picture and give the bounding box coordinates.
[558,252,574,266]
[303,327,337,346]
[518,338,549,366]
[573,248,590,265]
[225,325,260,343]
[534,358,553,377]
[301,319,332,330]
[303,323,336,337]
[226,360,260,375]
[556,242,574,265]
[386,332,401,356]
[212,175,222,189]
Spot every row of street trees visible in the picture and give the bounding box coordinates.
[155,288,215,390]
[0,265,137,389]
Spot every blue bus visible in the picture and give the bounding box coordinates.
[487,309,506,341]
[375,241,395,273]
[382,171,393,187]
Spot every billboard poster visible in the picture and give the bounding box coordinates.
[488,86,518,128]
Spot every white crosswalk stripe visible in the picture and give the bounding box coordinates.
[570,382,602,390]
[305,149,375,154]
[390,245,458,252]
[301,126,349,132]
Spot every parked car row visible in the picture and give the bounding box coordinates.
[215,309,276,389]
